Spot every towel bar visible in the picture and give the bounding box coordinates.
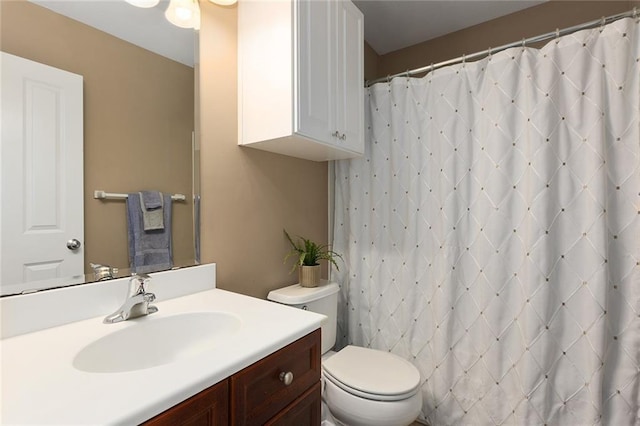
[94,190,186,201]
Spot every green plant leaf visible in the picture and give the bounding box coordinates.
[283,229,342,273]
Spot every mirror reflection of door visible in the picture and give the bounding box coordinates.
[1,52,84,295]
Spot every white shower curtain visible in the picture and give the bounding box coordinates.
[333,18,640,425]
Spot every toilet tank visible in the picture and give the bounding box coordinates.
[267,281,339,354]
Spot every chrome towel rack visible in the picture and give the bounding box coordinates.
[93,190,186,201]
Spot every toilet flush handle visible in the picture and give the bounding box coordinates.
[279,371,294,386]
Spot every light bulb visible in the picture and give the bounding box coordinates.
[175,6,192,20]
[165,0,200,29]
[125,0,160,8]
[209,0,237,5]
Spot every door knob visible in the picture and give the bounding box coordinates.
[66,239,81,250]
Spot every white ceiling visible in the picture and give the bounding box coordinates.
[353,0,545,55]
[28,0,546,66]
[28,0,196,67]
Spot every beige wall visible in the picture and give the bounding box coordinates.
[374,1,635,80]
[199,2,328,299]
[364,41,380,83]
[1,1,195,275]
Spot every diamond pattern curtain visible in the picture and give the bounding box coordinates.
[333,18,640,425]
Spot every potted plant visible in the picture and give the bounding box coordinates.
[284,229,342,287]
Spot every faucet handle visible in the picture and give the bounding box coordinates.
[129,273,152,293]
[132,272,151,281]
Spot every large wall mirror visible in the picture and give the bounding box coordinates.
[0,0,199,296]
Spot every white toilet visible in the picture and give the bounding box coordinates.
[267,281,422,426]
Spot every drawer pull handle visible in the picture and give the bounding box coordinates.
[279,371,294,386]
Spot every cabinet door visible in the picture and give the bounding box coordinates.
[296,0,334,144]
[265,382,321,426]
[230,330,321,425]
[143,379,229,426]
[335,0,364,154]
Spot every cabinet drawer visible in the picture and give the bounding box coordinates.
[230,329,321,425]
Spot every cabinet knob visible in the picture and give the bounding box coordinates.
[279,371,294,386]
[332,131,347,141]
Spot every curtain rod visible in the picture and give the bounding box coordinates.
[366,8,638,87]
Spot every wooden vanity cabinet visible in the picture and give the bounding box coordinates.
[143,329,321,426]
[144,380,229,426]
[230,329,321,425]
[264,383,321,426]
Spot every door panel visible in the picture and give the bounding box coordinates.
[296,0,334,143]
[336,0,364,153]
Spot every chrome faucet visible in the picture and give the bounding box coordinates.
[90,263,119,281]
[103,273,158,324]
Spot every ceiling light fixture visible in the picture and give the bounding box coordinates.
[125,0,160,8]
[209,0,237,6]
[165,0,200,29]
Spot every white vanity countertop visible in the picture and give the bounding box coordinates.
[0,288,324,425]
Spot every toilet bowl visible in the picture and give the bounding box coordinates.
[267,281,422,426]
[323,377,422,426]
[321,346,422,426]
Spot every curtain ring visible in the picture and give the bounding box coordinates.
[430,63,434,73]
[555,28,560,44]
[634,7,638,19]
[386,74,391,83]
[405,69,411,79]
[488,47,492,60]
[462,54,466,67]
[599,16,605,32]
[521,38,526,50]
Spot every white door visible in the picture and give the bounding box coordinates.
[1,52,84,295]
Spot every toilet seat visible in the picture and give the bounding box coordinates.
[322,346,421,402]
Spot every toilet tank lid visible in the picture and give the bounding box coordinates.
[267,280,340,305]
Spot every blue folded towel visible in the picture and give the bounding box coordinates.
[139,191,164,231]
[140,191,163,209]
[126,192,173,274]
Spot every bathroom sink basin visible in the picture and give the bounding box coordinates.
[73,312,241,373]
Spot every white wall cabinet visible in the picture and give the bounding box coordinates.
[238,0,364,162]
